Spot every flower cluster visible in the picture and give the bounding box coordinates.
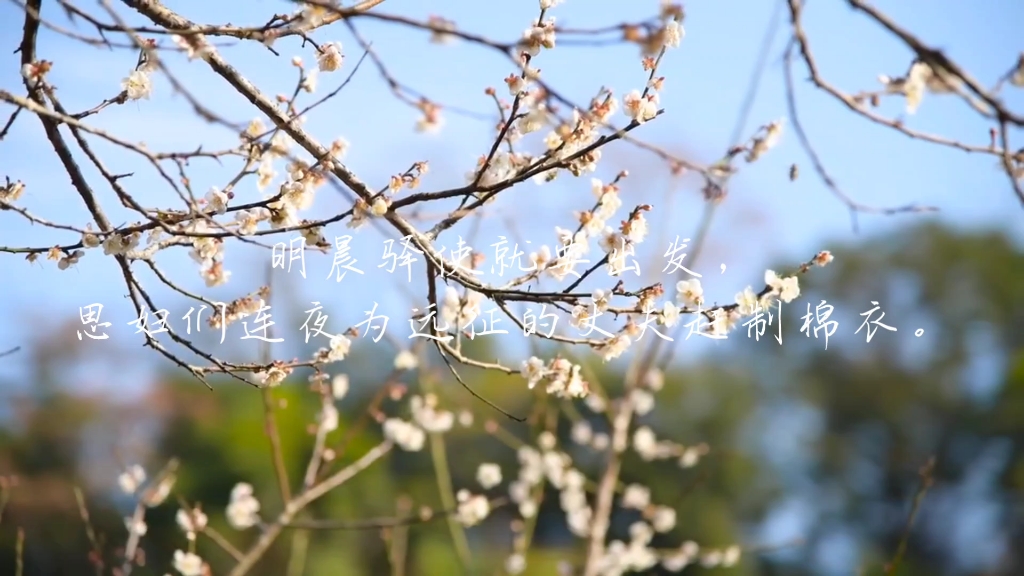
[225,483,261,530]
[521,356,588,398]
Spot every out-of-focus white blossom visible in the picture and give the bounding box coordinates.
[505,552,527,574]
[394,349,419,370]
[318,402,339,433]
[735,286,760,316]
[455,489,490,526]
[476,463,502,489]
[701,549,724,568]
[622,483,650,509]
[538,431,557,451]
[331,374,349,400]
[410,394,454,433]
[814,250,834,267]
[651,506,677,532]
[630,389,655,416]
[317,41,344,72]
[599,333,632,362]
[662,20,684,48]
[644,368,665,391]
[125,516,147,537]
[118,464,146,495]
[226,482,260,529]
[722,545,742,567]
[634,426,658,460]
[176,507,208,540]
[173,550,203,576]
[571,420,593,445]
[383,418,426,451]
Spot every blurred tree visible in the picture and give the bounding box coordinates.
[745,222,1024,576]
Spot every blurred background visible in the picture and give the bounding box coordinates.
[1,0,1022,575]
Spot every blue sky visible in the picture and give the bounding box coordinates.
[1,1,1022,572]
[2,0,1022,386]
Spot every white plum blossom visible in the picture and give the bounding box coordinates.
[677,279,704,307]
[571,420,593,445]
[517,446,544,486]
[122,69,152,100]
[538,431,557,451]
[598,333,632,361]
[0,180,25,205]
[765,269,801,303]
[173,550,203,576]
[622,483,651,510]
[707,308,740,338]
[505,553,527,574]
[680,446,702,468]
[624,213,649,244]
[410,394,454,433]
[327,334,351,362]
[701,550,723,568]
[318,402,339,433]
[455,489,490,527]
[441,286,484,329]
[567,506,593,537]
[103,232,140,256]
[20,60,50,87]
[663,541,701,572]
[317,41,344,72]
[476,463,502,489]
[633,426,658,461]
[125,516,147,537]
[204,187,229,214]
[584,393,607,413]
[814,250,834,267]
[171,34,213,60]
[176,507,208,540]
[394,349,419,370]
[661,301,680,327]
[521,356,546,389]
[226,482,260,529]
[255,365,290,387]
[630,389,655,416]
[300,68,318,93]
[370,196,389,216]
[735,286,760,316]
[331,374,349,400]
[722,545,742,567]
[652,506,677,532]
[644,368,665,391]
[662,19,684,48]
[383,418,426,451]
[520,19,556,56]
[118,464,146,494]
[623,90,659,123]
[544,360,588,398]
